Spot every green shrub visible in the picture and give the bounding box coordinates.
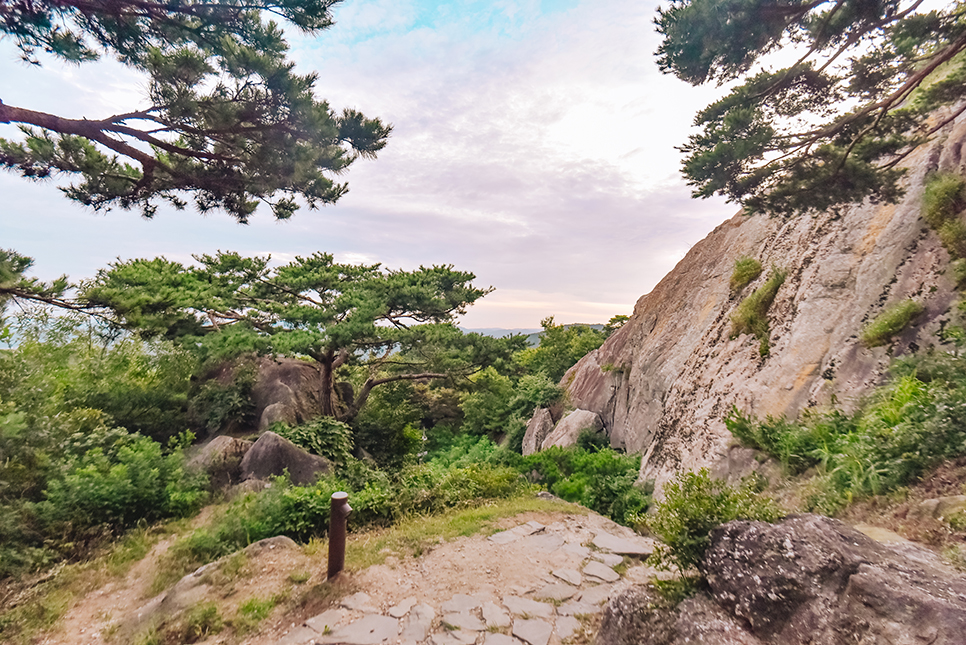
[861,299,924,347]
[647,469,783,573]
[725,351,966,512]
[730,268,787,356]
[182,601,223,642]
[271,417,354,466]
[729,256,763,292]
[190,359,257,435]
[922,173,966,231]
[523,446,650,525]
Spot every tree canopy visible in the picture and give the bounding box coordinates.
[0,1,391,222]
[656,0,966,215]
[82,251,525,421]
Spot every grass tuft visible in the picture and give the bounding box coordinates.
[730,267,787,356]
[729,256,763,292]
[861,299,924,347]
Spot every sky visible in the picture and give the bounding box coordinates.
[0,0,734,329]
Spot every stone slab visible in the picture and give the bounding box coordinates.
[485,633,522,645]
[561,543,591,559]
[534,583,578,602]
[557,600,598,617]
[578,584,617,606]
[502,595,554,619]
[591,532,655,557]
[552,569,582,586]
[482,601,512,629]
[442,594,482,613]
[389,596,418,618]
[401,603,436,641]
[306,608,345,634]
[583,561,620,583]
[277,625,320,645]
[592,553,623,568]
[432,630,478,645]
[513,618,553,645]
[554,616,581,641]
[522,533,565,552]
[443,611,486,631]
[322,615,399,645]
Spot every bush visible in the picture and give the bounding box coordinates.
[730,267,786,356]
[861,299,924,347]
[270,417,354,466]
[729,256,763,292]
[647,469,783,573]
[922,173,966,231]
[725,351,966,512]
[523,446,650,525]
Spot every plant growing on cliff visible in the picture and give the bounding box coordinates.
[922,173,966,262]
[861,299,924,347]
[82,252,525,422]
[729,256,763,292]
[657,0,966,216]
[730,267,787,356]
[647,469,782,576]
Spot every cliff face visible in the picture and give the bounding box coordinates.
[565,115,966,494]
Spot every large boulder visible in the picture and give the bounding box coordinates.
[540,409,604,451]
[597,585,762,645]
[522,408,555,456]
[250,357,327,432]
[187,435,253,489]
[598,513,966,645]
[240,431,331,485]
[702,514,966,644]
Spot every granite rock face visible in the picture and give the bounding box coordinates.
[240,431,331,485]
[540,409,604,451]
[522,408,555,456]
[597,514,966,645]
[565,115,966,495]
[187,435,253,489]
[250,357,327,432]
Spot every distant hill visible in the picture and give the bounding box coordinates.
[462,324,605,347]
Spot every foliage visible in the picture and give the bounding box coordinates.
[647,469,783,573]
[726,350,966,512]
[922,173,966,260]
[168,460,532,568]
[729,256,763,292]
[270,417,354,466]
[190,359,258,434]
[656,0,966,215]
[0,1,391,221]
[351,379,426,468]
[861,299,925,347]
[182,602,223,642]
[730,267,786,356]
[523,446,650,525]
[460,369,562,451]
[516,317,608,382]
[0,249,72,312]
[84,251,522,422]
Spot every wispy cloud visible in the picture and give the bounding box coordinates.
[0,0,732,328]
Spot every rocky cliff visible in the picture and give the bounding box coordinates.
[565,113,966,494]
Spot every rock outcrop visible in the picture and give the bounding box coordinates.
[251,357,326,432]
[539,409,604,451]
[188,435,254,489]
[240,431,331,485]
[565,115,966,493]
[597,513,966,645]
[522,408,555,456]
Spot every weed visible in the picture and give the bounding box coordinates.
[730,256,763,292]
[289,570,312,584]
[862,299,924,347]
[730,267,786,356]
[182,601,223,642]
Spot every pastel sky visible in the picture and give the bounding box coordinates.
[0,0,733,328]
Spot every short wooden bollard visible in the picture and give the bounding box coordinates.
[327,491,352,580]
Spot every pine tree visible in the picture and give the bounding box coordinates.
[0,1,391,222]
[657,0,966,215]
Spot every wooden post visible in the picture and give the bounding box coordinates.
[327,491,351,580]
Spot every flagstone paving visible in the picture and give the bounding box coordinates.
[273,514,658,645]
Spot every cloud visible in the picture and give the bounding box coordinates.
[0,0,733,328]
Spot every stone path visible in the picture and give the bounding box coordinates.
[274,516,657,645]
